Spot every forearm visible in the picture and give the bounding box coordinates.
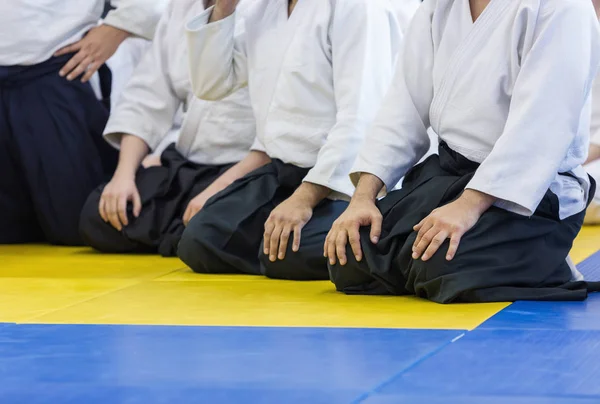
[113,135,150,179]
[211,151,271,190]
[105,0,167,40]
[186,0,248,101]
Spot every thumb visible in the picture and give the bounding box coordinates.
[132,189,142,218]
[369,213,382,244]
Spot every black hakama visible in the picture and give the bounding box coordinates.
[329,142,600,303]
[79,145,233,257]
[178,159,348,280]
[0,55,116,245]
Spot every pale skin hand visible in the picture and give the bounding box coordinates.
[100,173,142,231]
[55,25,130,83]
[324,173,383,266]
[183,190,212,226]
[412,189,496,261]
[183,151,271,226]
[142,155,162,168]
[99,135,149,231]
[263,183,331,262]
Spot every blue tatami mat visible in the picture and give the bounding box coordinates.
[481,250,600,331]
[0,324,461,404]
[362,395,600,403]
[479,294,600,331]
[576,250,600,281]
[361,328,600,402]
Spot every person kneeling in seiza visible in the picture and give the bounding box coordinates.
[326,0,600,303]
[177,0,405,279]
[0,0,166,246]
[79,0,257,256]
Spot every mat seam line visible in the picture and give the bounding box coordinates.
[18,267,186,324]
[351,331,467,403]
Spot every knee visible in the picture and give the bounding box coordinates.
[328,246,390,295]
[177,211,219,274]
[406,251,458,303]
[328,262,381,294]
[78,189,131,253]
[78,191,102,242]
[259,241,329,281]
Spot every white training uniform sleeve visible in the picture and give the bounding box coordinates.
[104,0,168,40]
[302,0,402,195]
[350,3,434,192]
[466,2,600,216]
[103,4,182,151]
[186,6,249,101]
[591,72,600,147]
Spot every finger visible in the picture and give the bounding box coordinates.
[413,218,425,231]
[54,42,82,57]
[99,197,107,222]
[269,224,283,262]
[117,196,129,227]
[189,206,200,223]
[335,230,349,266]
[413,219,434,252]
[323,231,330,258]
[182,205,191,227]
[132,190,142,218]
[446,233,462,261]
[278,225,292,260]
[347,224,363,262]
[59,51,86,78]
[292,224,303,253]
[412,226,438,259]
[108,197,122,231]
[263,219,275,255]
[66,56,94,81]
[81,61,99,83]
[421,230,449,262]
[370,214,382,244]
[327,230,338,265]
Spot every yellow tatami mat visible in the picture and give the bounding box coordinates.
[1,226,598,329]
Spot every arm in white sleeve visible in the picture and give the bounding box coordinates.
[103,5,182,151]
[466,2,600,216]
[349,2,435,192]
[186,6,249,101]
[591,72,600,146]
[250,137,266,154]
[105,0,168,39]
[302,0,403,196]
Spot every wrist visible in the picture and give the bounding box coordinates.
[103,24,130,43]
[113,165,137,181]
[460,189,496,215]
[293,182,330,208]
[352,191,377,204]
[352,173,383,202]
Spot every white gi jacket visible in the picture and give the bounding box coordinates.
[352,0,600,219]
[104,0,256,166]
[186,0,402,198]
[0,0,167,65]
